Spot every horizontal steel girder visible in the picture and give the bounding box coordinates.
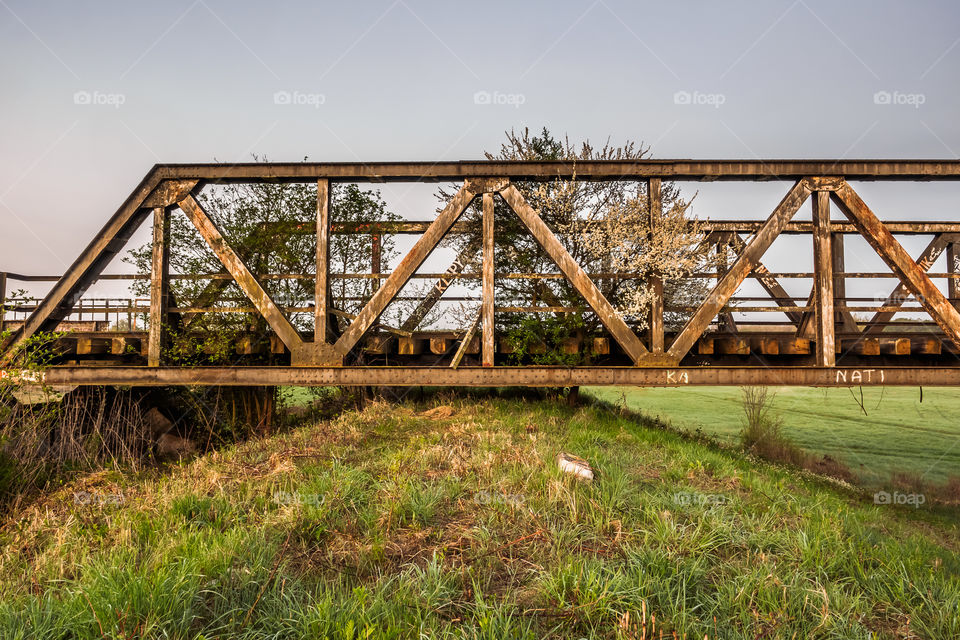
[149,160,960,182]
[9,365,954,387]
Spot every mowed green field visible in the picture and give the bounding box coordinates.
[585,386,960,487]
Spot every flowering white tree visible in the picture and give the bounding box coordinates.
[442,128,710,360]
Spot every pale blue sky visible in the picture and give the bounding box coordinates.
[1,0,958,279]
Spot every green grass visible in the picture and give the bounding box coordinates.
[0,392,958,638]
[585,386,960,487]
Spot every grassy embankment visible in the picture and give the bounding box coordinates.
[0,391,957,638]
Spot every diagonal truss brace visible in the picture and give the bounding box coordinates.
[668,180,813,360]
[177,194,316,361]
[499,184,649,364]
[832,181,960,350]
[721,231,804,325]
[0,175,187,364]
[863,232,960,334]
[333,183,478,357]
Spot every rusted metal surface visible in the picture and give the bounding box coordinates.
[333,184,477,357]
[6,161,960,386]
[279,219,960,236]
[0,271,6,335]
[451,311,480,370]
[315,179,330,344]
[949,241,960,311]
[812,191,835,367]
[147,208,170,367]
[714,242,738,333]
[148,160,960,182]
[501,184,649,364]
[829,233,861,333]
[482,192,495,366]
[833,182,960,350]
[142,179,200,208]
[24,365,960,387]
[647,179,664,353]
[668,180,812,361]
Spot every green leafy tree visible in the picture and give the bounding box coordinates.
[125,164,398,364]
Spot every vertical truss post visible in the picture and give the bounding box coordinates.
[482,192,495,366]
[831,233,859,333]
[812,191,835,366]
[715,240,737,333]
[371,234,382,294]
[948,241,960,311]
[648,179,664,353]
[148,207,170,367]
[315,179,331,343]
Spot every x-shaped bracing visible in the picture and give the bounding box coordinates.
[8,174,960,369]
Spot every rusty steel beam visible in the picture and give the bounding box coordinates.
[177,194,305,355]
[333,183,477,356]
[150,160,960,183]
[833,182,960,350]
[274,219,960,236]
[500,184,649,364]
[864,233,960,334]
[482,192,495,366]
[700,221,960,235]
[0,172,163,362]
[949,241,960,311]
[648,179,665,353]
[830,234,861,333]
[147,208,170,367]
[812,191,835,367]
[20,365,960,387]
[668,180,812,361]
[451,311,481,370]
[315,179,331,343]
[400,251,477,333]
[714,242,739,333]
[0,271,6,335]
[279,219,960,237]
[724,232,804,326]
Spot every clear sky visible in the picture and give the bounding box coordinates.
[1,0,958,282]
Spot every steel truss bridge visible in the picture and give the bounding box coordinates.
[3,160,960,388]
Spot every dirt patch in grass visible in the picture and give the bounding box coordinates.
[420,405,456,420]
